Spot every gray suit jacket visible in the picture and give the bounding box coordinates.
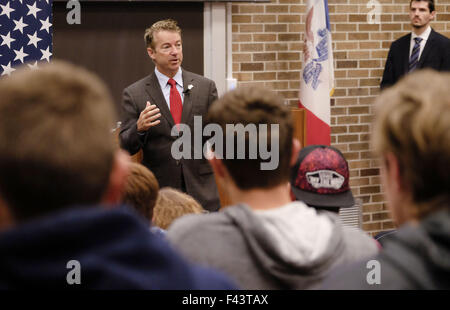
[119,69,220,211]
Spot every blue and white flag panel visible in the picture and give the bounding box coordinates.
[0,0,52,76]
[299,0,334,145]
[300,0,334,126]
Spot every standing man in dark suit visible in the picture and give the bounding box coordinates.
[120,19,220,212]
[380,0,450,89]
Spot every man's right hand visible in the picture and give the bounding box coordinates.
[137,101,161,132]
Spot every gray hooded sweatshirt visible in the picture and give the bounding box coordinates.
[167,202,378,289]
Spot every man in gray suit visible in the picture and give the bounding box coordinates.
[120,19,220,212]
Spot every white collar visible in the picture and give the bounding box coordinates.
[412,26,432,41]
[154,67,183,88]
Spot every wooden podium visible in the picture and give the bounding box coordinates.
[117,108,306,209]
[291,107,307,150]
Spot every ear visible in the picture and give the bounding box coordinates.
[101,150,131,206]
[430,10,436,20]
[382,152,415,225]
[147,47,156,61]
[430,11,436,20]
[290,138,301,166]
[384,152,404,192]
[208,153,226,179]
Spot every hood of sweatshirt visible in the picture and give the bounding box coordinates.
[380,209,450,289]
[0,206,235,289]
[223,202,369,289]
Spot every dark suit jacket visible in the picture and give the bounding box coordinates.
[380,29,450,89]
[119,69,220,211]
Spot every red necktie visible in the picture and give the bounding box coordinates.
[168,78,182,126]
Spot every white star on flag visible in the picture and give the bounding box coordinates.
[0,2,15,19]
[1,32,15,49]
[40,16,51,33]
[40,46,51,62]
[27,2,42,19]
[1,62,16,76]
[14,17,28,34]
[14,47,29,63]
[0,0,52,76]
[27,31,42,48]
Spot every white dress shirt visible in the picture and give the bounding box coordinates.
[154,67,184,110]
[410,26,432,60]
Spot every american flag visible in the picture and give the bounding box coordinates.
[0,0,52,76]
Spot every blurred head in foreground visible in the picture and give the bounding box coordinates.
[0,61,129,229]
[373,69,450,225]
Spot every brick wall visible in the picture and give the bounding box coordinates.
[231,0,450,236]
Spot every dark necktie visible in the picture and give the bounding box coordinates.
[409,37,423,72]
[168,78,182,126]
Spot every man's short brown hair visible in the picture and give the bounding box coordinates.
[144,19,181,49]
[207,86,293,190]
[410,0,435,12]
[0,61,116,221]
[153,187,204,230]
[373,69,450,218]
[122,163,159,221]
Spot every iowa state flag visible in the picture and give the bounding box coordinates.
[299,0,334,146]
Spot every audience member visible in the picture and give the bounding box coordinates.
[168,87,377,289]
[153,187,204,230]
[0,61,236,289]
[122,162,159,222]
[322,70,450,289]
[121,162,166,237]
[290,144,380,250]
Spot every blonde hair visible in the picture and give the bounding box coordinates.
[373,69,450,218]
[153,187,204,229]
[122,163,159,221]
[144,19,181,49]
